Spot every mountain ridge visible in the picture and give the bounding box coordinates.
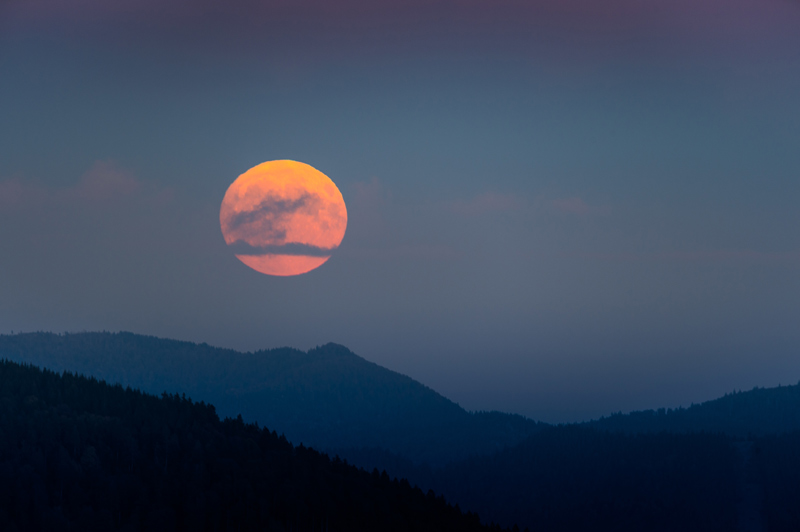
[4,331,800,530]
[0,332,544,465]
[0,357,499,532]
[585,381,800,437]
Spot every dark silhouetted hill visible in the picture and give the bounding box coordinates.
[752,431,800,531]
[0,332,543,466]
[0,358,502,532]
[6,332,800,531]
[586,383,800,437]
[428,426,741,531]
[329,426,744,531]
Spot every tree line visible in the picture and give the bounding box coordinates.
[0,359,501,532]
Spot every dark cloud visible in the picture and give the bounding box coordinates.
[226,240,336,257]
[225,191,321,242]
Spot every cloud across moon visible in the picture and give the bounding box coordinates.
[220,160,347,276]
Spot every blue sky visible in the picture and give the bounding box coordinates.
[1,0,799,421]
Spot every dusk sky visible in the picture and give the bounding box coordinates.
[1,0,799,422]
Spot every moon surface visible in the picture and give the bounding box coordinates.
[220,160,347,276]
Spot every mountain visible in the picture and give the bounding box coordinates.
[0,358,502,532]
[325,425,746,532]
[586,383,800,437]
[6,332,800,531]
[0,332,543,465]
[427,426,741,531]
[751,431,800,531]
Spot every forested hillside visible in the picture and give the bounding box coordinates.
[587,384,800,436]
[335,428,745,531]
[0,359,500,532]
[0,332,543,465]
[752,432,800,531]
[429,427,740,531]
[6,332,800,531]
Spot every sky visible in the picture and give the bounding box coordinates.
[1,0,799,422]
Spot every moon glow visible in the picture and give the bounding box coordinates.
[220,160,347,276]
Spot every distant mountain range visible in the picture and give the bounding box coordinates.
[585,383,800,437]
[4,332,800,467]
[0,332,543,466]
[3,331,800,531]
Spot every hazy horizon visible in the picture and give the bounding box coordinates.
[2,0,799,423]
[3,329,797,426]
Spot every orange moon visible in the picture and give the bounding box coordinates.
[219,160,347,276]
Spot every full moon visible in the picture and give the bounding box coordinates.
[220,160,347,276]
